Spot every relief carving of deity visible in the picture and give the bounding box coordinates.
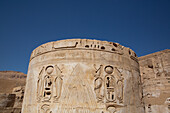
[53,65,63,102]
[116,79,123,103]
[37,67,44,102]
[37,65,63,102]
[94,65,104,102]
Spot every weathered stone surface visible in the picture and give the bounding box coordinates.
[139,49,170,113]
[22,39,144,113]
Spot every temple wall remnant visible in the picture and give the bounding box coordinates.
[139,49,170,113]
[22,39,144,113]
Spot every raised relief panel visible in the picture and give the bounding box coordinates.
[37,65,63,103]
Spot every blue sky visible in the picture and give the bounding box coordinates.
[0,0,170,74]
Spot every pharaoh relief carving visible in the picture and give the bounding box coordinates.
[94,65,124,105]
[37,65,63,102]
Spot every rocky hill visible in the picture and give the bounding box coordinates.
[0,71,26,93]
[0,71,26,113]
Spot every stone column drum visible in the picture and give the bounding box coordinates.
[22,39,144,113]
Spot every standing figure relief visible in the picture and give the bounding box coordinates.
[94,65,104,102]
[113,67,124,104]
[37,65,63,102]
[37,67,44,102]
[116,79,123,103]
[53,65,63,102]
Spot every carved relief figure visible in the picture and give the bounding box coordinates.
[40,104,52,113]
[116,80,123,103]
[37,65,64,102]
[114,68,124,104]
[94,65,103,102]
[53,65,63,102]
[37,67,45,102]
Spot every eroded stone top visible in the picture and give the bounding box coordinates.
[30,39,138,61]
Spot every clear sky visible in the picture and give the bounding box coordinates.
[0,0,170,74]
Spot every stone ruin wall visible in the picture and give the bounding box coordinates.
[139,49,170,113]
[22,39,144,113]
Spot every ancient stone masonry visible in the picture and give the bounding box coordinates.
[139,49,170,113]
[22,39,144,113]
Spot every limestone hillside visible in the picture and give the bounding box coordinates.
[0,71,26,93]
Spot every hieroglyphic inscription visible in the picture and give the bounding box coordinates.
[39,104,52,113]
[104,66,116,102]
[94,64,124,107]
[37,65,63,102]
